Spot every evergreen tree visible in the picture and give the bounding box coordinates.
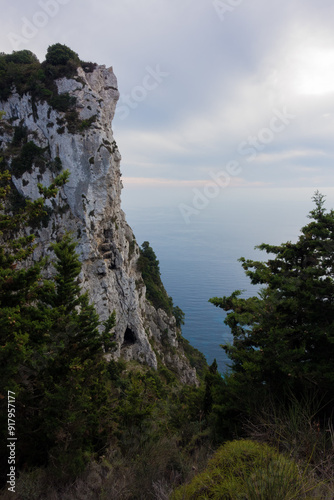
[210,192,334,408]
[138,241,173,314]
[0,167,69,395]
[0,167,116,480]
[36,234,116,476]
[0,166,69,480]
[45,43,80,66]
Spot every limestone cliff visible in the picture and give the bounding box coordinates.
[0,63,197,385]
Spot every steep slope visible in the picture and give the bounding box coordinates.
[0,58,197,384]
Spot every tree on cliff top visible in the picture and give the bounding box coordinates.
[210,192,334,408]
[45,43,80,66]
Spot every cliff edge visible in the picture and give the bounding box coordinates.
[0,53,198,385]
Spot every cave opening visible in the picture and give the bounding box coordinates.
[122,327,136,346]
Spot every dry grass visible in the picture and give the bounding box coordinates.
[243,392,334,498]
[0,436,212,500]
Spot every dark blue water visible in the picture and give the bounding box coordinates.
[123,188,319,373]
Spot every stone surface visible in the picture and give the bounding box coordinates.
[0,64,198,385]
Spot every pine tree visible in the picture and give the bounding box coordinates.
[0,167,69,391]
[0,165,69,480]
[210,192,334,408]
[37,234,116,476]
[0,166,116,479]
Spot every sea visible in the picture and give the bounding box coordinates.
[122,185,333,373]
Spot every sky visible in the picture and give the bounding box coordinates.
[2,0,334,214]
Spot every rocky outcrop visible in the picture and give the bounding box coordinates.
[0,64,198,385]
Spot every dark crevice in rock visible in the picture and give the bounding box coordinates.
[122,327,136,346]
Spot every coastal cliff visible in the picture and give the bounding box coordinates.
[0,56,197,385]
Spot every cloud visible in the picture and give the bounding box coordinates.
[255,149,328,165]
[122,176,269,189]
[2,0,334,199]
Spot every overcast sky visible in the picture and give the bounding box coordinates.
[2,0,334,211]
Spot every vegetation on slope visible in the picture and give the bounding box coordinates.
[0,44,91,102]
[1,44,334,498]
[137,240,174,315]
[172,439,315,499]
[0,167,117,480]
[210,191,334,416]
[0,44,97,134]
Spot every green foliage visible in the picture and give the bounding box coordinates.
[12,122,28,145]
[5,50,39,65]
[172,439,312,499]
[203,359,218,415]
[137,241,206,380]
[0,171,116,482]
[45,43,80,66]
[52,156,63,172]
[11,140,45,176]
[81,61,98,73]
[0,166,68,406]
[177,331,208,380]
[48,92,77,112]
[173,304,185,327]
[138,241,174,315]
[0,46,95,134]
[26,233,116,476]
[210,192,334,410]
[1,181,333,496]
[79,114,97,130]
[0,52,41,101]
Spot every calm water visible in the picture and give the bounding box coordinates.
[122,187,327,372]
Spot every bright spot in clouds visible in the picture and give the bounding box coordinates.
[2,1,334,195]
[291,47,334,95]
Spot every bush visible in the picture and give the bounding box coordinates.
[48,93,76,112]
[45,43,80,66]
[177,333,208,380]
[11,141,45,177]
[137,241,174,315]
[0,46,88,109]
[81,61,98,73]
[12,123,28,146]
[5,50,39,65]
[171,439,314,499]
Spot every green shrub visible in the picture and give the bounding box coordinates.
[137,241,174,315]
[45,43,80,66]
[0,46,87,110]
[5,50,39,65]
[11,141,45,177]
[177,332,208,379]
[171,439,313,499]
[81,61,98,73]
[12,123,28,146]
[0,58,41,101]
[48,93,76,112]
[79,114,97,131]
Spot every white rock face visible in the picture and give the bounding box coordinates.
[0,65,198,385]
